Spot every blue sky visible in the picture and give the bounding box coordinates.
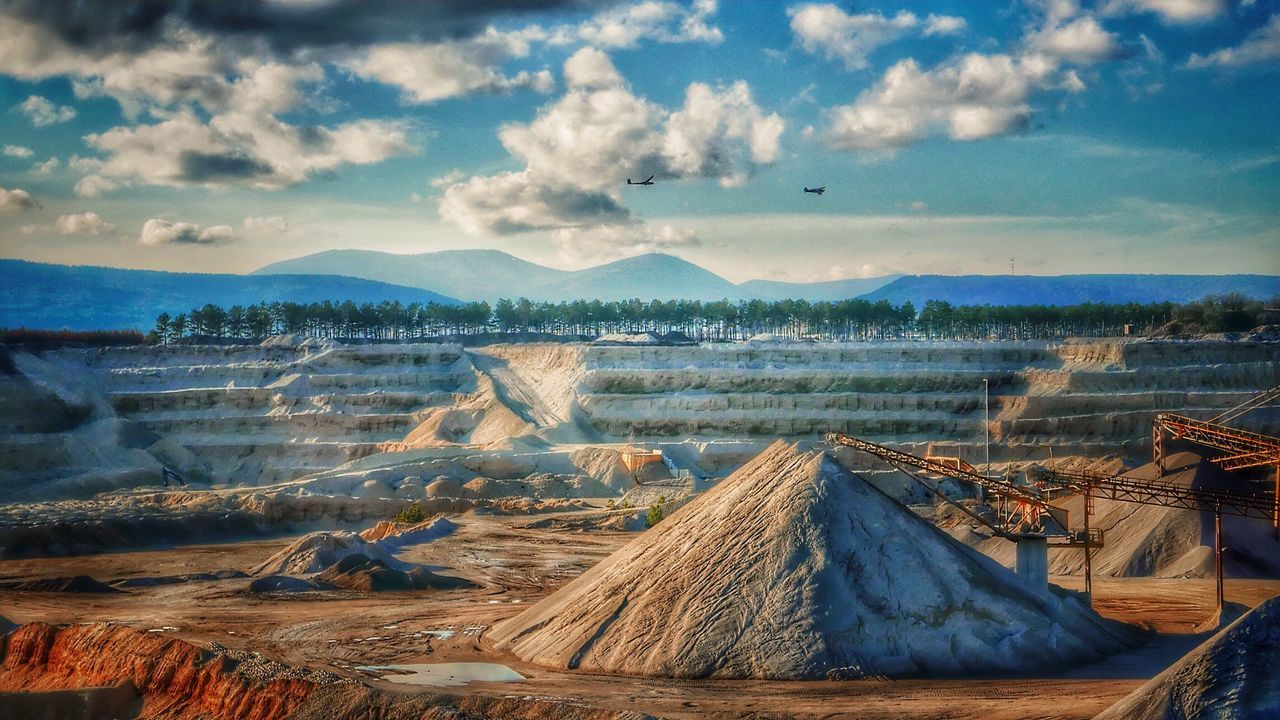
[0,0,1276,282]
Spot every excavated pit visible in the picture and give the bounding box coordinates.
[490,441,1138,679]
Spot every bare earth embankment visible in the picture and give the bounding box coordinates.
[1,336,1278,718]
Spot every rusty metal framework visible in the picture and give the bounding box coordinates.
[1152,386,1280,531]
[1154,413,1280,471]
[825,432,1277,523]
[1029,467,1276,521]
[826,433,1080,541]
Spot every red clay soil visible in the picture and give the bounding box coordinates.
[0,622,315,720]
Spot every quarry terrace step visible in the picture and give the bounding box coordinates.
[107,387,447,405]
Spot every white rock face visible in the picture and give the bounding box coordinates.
[1095,596,1280,720]
[4,338,1275,501]
[490,441,1136,679]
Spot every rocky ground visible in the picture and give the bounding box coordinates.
[1,336,1277,718]
[1,507,1279,719]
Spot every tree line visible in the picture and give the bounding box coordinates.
[146,293,1275,344]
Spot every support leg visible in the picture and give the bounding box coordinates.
[1215,507,1224,616]
[1083,489,1093,606]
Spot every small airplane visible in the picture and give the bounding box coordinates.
[804,186,826,195]
[627,175,655,185]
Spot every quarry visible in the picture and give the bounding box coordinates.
[1,335,1279,719]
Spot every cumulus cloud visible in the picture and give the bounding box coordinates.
[0,187,40,213]
[442,171,634,235]
[817,1,1138,152]
[788,5,965,70]
[557,0,722,48]
[139,218,237,245]
[439,48,783,235]
[82,62,413,190]
[74,174,119,198]
[17,94,76,126]
[349,28,554,104]
[924,14,968,37]
[1186,14,1280,68]
[243,216,289,233]
[3,145,33,158]
[551,223,701,264]
[1102,0,1226,24]
[824,53,1057,150]
[1030,15,1124,64]
[32,157,61,174]
[54,211,115,236]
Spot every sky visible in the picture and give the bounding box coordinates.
[0,0,1276,284]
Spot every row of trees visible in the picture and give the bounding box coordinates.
[148,293,1274,344]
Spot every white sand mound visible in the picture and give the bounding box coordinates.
[593,332,662,345]
[490,441,1135,679]
[1096,597,1280,720]
[251,531,404,575]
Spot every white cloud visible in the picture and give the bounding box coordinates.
[0,20,412,191]
[17,94,76,126]
[550,223,700,264]
[348,28,554,104]
[429,169,466,189]
[31,157,61,174]
[563,46,625,89]
[556,0,723,49]
[1186,14,1280,68]
[1030,15,1123,64]
[441,170,634,235]
[1103,0,1226,23]
[824,53,1057,150]
[663,80,785,186]
[788,5,921,70]
[54,211,115,236]
[440,48,783,235]
[243,216,289,233]
[0,187,40,213]
[924,14,968,37]
[139,218,237,245]
[3,145,33,158]
[83,62,413,190]
[74,174,119,198]
[68,155,103,173]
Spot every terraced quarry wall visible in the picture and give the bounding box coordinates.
[571,340,1279,459]
[2,343,479,495]
[2,338,1276,499]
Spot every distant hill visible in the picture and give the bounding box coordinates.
[862,274,1280,308]
[253,249,562,303]
[738,275,901,302]
[255,249,901,302]
[0,259,460,331]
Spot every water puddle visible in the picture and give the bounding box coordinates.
[358,662,525,687]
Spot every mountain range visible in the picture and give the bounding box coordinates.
[253,249,902,303]
[862,274,1280,309]
[0,259,459,332]
[4,250,1276,332]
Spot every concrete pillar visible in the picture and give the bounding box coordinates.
[1015,535,1049,593]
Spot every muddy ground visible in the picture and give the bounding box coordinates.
[2,510,1277,720]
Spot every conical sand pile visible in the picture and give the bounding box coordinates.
[491,441,1135,679]
[1096,597,1280,720]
